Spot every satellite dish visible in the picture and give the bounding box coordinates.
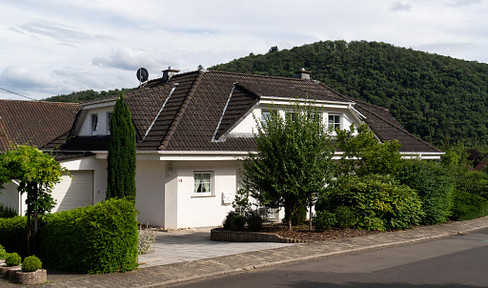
[136,67,149,83]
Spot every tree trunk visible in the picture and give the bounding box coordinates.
[309,201,313,231]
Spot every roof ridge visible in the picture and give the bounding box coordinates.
[207,70,317,83]
[158,70,204,150]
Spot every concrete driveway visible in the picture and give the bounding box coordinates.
[138,228,295,268]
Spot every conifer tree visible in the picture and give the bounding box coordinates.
[107,93,136,200]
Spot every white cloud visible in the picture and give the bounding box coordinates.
[1,0,488,99]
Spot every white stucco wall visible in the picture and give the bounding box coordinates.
[135,160,166,227]
[0,181,26,215]
[171,160,241,228]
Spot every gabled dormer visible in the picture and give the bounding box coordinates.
[70,98,117,137]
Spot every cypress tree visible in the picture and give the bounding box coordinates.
[107,93,136,200]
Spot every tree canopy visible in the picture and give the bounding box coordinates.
[211,40,488,148]
[243,105,335,231]
[0,145,65,254]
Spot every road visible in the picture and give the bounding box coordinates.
[170,228,488,288]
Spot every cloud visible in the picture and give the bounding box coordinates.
[10,20,112,44]
[390,2,412,11]
[0,66,51,90]
[92,48,175,71]
[448,0,480,7]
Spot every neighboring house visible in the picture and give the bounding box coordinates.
[0,100,79,214]
[2,69,443,228]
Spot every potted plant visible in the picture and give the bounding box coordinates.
[16,255,47,285]
[1,252,21,282]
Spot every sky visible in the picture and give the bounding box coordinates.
[1,0,487,100]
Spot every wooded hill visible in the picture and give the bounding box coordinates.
[43,89,132,103]
[210,40,488,148]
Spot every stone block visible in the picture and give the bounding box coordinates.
[16,269,48,285]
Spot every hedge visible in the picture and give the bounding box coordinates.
[38,198,138,274]
[451,171,488,221]
[396,160,455,225]
[0,216,27,256]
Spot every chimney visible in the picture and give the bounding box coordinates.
[162,66,180,82]
[295,68,311,80]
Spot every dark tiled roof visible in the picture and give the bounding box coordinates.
[0,100,79,152]
[50,70,440,154]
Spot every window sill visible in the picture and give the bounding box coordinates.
[191,194,215,198]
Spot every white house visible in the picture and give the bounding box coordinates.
[0,69,443,228]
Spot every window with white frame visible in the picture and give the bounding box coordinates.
[91,114,98,132]
[328,114,341,132]
[194,172,213,195]
[106,112,113,134]
[261,110,271,127]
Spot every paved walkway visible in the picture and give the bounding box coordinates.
[3,216,488,288]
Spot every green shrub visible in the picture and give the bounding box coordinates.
[450,171,488,221]
[0,244,6,260]
[246,211,264,232]
[396,160,455,225]
[38,199,138,274]
[223,211,246,231]
[333,206,357,229]
[0,205,17,218]
[21,255,42,272]
[5,252,21,266]
[0,216,27,256]
[313,211,336,231]
[322,175,424,231]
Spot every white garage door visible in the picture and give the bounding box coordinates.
[51,170,94,212]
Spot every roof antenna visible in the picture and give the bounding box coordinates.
[136,67,149,87]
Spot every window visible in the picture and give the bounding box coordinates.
[106,112,113,134]
[328,114,341,132]
[91,114,98,132]
[194,172,212,195]
[261,110,271,127]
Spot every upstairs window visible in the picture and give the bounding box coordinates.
[106,112,113,134]
[328,114,341,132]
[91,114,98,132]
[261,110,271,127]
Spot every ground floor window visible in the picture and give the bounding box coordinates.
[194,172,212,195]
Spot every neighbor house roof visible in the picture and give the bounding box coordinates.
[45,70,440,154]
[0,100,79,153]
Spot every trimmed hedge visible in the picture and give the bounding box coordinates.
[0,216,27,257]
[451,171,488,221]
[38,199,138,274]
[396,160,455,225]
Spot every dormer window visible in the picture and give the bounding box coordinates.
[106,112,113,134]
[91,114,98,132]
[328,114,341,132]
[261,110,271,127]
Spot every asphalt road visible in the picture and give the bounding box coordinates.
[170,228,488,288]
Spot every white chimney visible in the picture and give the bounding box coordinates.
[162,66,180,82]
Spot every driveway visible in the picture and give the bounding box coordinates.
[138,228,295,268]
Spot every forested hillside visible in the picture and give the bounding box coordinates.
[43,88,132,103]
[210,40,488,147]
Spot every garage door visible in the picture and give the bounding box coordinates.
[51,170,94,212]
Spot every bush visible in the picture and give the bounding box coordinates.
[38,199,138,274]
[313,211,336,231]
[396,160,455,225]
[450,171,488,221]
[246,211,264,232]
[21,255,42,272]
[333,206,357,229]
[5,252,21,266]
[223,211,246,231]
[0,205,17,218]
[322,175,424,231]
[0,216,27,257]
[0,244,6,260]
